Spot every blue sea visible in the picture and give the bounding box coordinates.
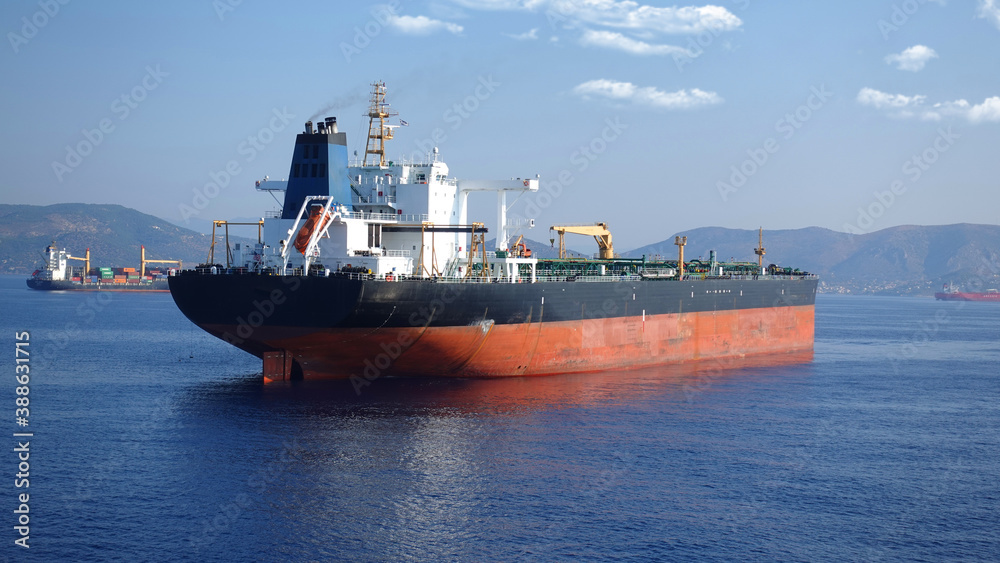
[1,273,998,562]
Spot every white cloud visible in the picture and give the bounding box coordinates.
[450,0,742,34]
[977,0,1000,29]
[857,88,926,111]
[857,88,1000,123]
[579,29,693,56]
[968,97,1000,122]
[884,45,938,72]
[573,79,722,109]
[388,14,464,35]
[505,28,539,40]
[553,1,741,33]
[450,0,547,9]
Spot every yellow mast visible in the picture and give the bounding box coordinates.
[754,227,766,270]
[206,220,264,266]
[549,223,614,259]
[362,81,397,167]
[140,245,182,277]
[65,247,90,277]
[674,236,687,279]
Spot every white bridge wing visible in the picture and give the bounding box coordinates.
[457,179,538,192]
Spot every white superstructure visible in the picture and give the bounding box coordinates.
[232,82,540,283]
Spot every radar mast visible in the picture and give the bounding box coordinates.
[362,81,397,167]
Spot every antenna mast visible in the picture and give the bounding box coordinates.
[755,227,766,270]
[362,81,397,166]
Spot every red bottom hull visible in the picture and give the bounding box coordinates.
[200,305,815,381]
[934,292,1000,301]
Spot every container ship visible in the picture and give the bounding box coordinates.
[934,283,1000,302]
[168,82,818,382]
[27,244,180,292]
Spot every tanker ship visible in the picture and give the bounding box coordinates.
[27,243,180,292]
[168,82,817,382]
[934,283,1000,302]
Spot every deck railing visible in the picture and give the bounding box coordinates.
[183,267,816,283]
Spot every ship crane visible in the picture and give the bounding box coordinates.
[64,246,90,277]
[140,245,183,277]
[549,223,614,259]
[207,220,265,267]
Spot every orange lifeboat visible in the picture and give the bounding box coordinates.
[293,206,332,254]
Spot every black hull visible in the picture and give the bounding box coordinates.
[27,279,169,291]
[169,273,816,329]
[168,272,818,370]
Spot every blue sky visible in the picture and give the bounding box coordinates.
[2,0,999,251]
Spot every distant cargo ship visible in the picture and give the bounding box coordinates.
[26,243,179,292]
[934,283,1000,302]
[168,81,818,381]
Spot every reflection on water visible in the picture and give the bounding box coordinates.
[4,277,998,562]
[184,350,816,418]
[170,351,818,560]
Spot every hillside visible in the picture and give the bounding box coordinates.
[0,204,221,274]
[485,237,587,259]
[3,204,998,295]
[624,224,1000,295]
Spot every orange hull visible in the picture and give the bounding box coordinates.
[242,305,815,381]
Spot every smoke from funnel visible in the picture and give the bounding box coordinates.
[308,89,369,122]
[307,78,415,123]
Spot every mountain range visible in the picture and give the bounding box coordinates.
[1,204,223,273]
[625,224,1000,295]
[3,204,998,295]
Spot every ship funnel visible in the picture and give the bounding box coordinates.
[282,115,350,219]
